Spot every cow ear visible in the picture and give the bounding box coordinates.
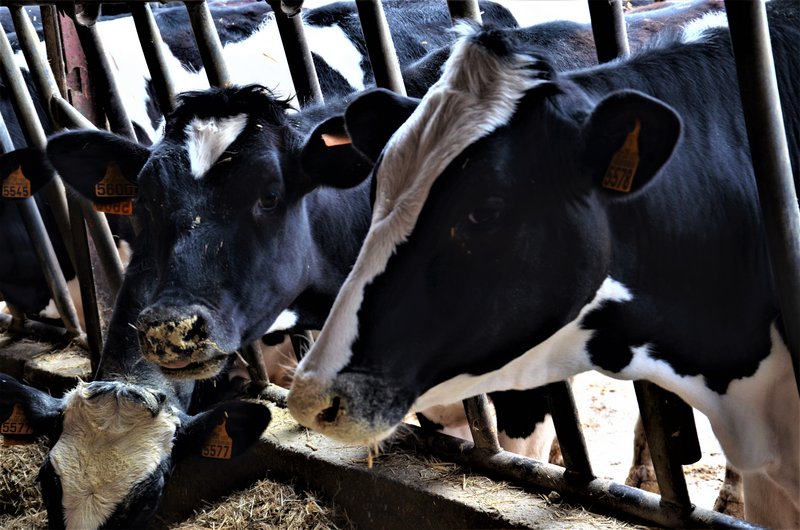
[46,130,148,204]
[0,373,64,439]
[0,147,57,200]
[344,88,420,162]
[172,400,271,461]
[582,90,681,198]
[300,115,374,190]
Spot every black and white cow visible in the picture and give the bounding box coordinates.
[286,2,800,527]
[0,256,271,529]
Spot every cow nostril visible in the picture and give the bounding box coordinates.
[317,396,341,424]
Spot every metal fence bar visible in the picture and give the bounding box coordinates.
[1,12,74,264]
[184,0,231,88]
[724,0,800,395]
[0,23,83,339]
[463,394,501,453]
[355,0,406,95]
[266,0,324,107]
[447,0,482,25]
[130,2,177,115]
[587,0,630,63]
[400,427,759,529]
[544,381,593,477]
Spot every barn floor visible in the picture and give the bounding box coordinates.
[0,333,725,528]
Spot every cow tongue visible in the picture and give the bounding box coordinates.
[162,359,193,369]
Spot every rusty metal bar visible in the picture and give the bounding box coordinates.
[447,0,482,25]
[587,0,630,63]
[355,0,406,95]
[544,381,594,477]
[399,426,758,529]
[184,1,231,88]
[724,0,800,394]
[463,394,501,453]
[72,20,137,140]
[50,94,96,129]
[130,2,177,115]
[633,381,696,511]
[266,0,324,107]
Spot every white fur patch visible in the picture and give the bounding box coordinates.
[184,114,248,179]
[50,381,179,530]
[38,278,83,328]
[304,23,365,91]
[266,310,298,333]
[297,30,544,380]
[681,12,728,43]
[412,277,631,411]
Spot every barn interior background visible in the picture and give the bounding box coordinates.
[0,0,797,528]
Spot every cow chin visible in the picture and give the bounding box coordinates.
[288,373,410,445]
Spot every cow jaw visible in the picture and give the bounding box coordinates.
[49,381,179,530]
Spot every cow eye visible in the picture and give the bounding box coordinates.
[467,196,504,225]
[257,191,280,212]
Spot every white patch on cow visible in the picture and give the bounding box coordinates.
[495,0,590,26]
[497,415,556,461]
[38,278,83,328]
[296,28,545,381]
[266,310,298,333]
[681,12,729,43]
[412,277,631,411]
[50,381,180,530]
[304,23,365,91]
[116,240,132,269]
[184,114,248,179]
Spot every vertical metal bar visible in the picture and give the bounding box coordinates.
[15,199,83,338]
[241,341,270,391]
[463,394,501,453]
[130,2,177,115]
[633,381,694,510]
[184,1,231,88]
[355,0,406,96]
[587,0,630,63]
[447,0,482,25]
[266,1,324,107]
[724,0,800,394]
[68,200,103,371]
[0,16,74,263]
[544,381,594,477]
[73,22,137,140]
[80,202,123,297]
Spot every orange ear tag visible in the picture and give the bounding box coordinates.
[1,165,32,199]
[321,133,352,147]
[601,119,641,193]
[201,417,234,460]
[94,160,137,198]
[94,200,134,216]
[1,403,36,446]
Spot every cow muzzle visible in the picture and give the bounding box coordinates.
[137,304,230,379]
[287,372,408,444]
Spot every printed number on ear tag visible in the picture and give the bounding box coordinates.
[1,165,32,199]
[201,417,234,460]
[1,403,36,446]
[95,160,137,198]
[94,199,134,216]
[602,119,641,193]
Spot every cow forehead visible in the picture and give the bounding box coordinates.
[49,381,179,530]
[299,31,545,377]
[184,113,249,180]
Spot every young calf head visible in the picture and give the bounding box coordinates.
[0,373,270,529]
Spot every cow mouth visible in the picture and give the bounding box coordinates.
[158,354,229,379]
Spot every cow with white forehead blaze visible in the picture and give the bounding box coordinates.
[287,1,800,527]
[0,260,271,529]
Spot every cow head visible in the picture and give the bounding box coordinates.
[287,31,680,444]
[0,373,270,529]
[43,85,371,379]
